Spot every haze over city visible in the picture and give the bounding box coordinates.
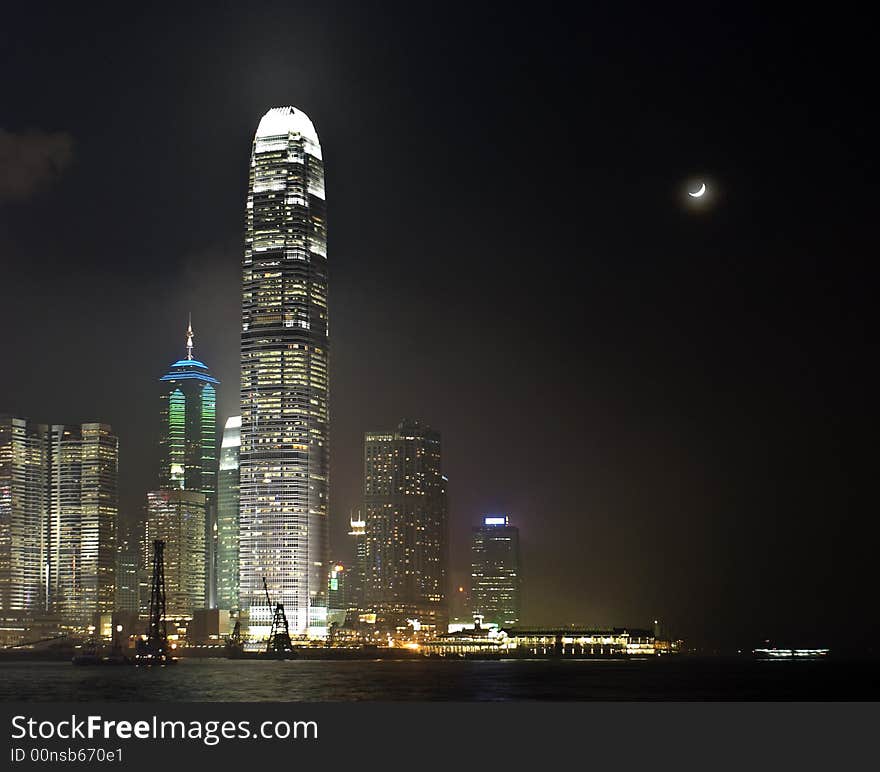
[1,3,873,651]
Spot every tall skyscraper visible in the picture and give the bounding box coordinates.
[240,106,329,639]
[363,420,448,631]
[471,515,520,627]
[216,415,241,613]
[48,423,118,629]
[0,416,48,613]
[157,320,218,608]
[144,490,206,619]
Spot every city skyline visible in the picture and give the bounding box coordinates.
[0,4,873,651]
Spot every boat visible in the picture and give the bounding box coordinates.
[753,647,830,659]
[71,642,133,666]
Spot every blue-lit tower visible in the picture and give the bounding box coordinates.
[156,319,219,607]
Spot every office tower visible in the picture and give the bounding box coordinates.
[0,416,48,613]
[348,512,366,614]
[158,320,218,608]
[158,320,219,494]
[216,416,241,613]
[363,420,448,630]
[144,490,206,619]
[471,515,520,627]
[48,423,118,629]
[240,106,329,639]
[327,562,347,628]
[114,518,140,615]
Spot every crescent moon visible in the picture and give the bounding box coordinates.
[688,182,706,198]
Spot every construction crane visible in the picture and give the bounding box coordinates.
[136,540,176,665]
[263,577,293,655]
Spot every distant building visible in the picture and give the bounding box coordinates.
[471,515,520,627]
[363,420,448,631]
[216,416,241,613]
[449,583,471,625]
[115,518,141,615]
[158,320,218,607]
[144,490,206,619]
[0,416,49,613]
[424,626,655,657]
[348,512,366,614]
[48,423,119,629]
[189,608,230,644]
[327,562,347,628]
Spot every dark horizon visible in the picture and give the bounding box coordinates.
[1,3,873,650]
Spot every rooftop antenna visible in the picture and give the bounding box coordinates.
[185,313,194,360]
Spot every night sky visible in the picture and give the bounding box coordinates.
[1,3,873,650]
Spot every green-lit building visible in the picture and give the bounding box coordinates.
[157,320,219,607]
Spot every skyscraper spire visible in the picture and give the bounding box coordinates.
[186,314,194,360]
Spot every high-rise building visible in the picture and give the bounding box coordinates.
[114,518,140,615]
[216,415,241,613]
[48,423,118,629]
[157,320,218,608]
[327,562,347,628]
[239,106,329,639]
[0,416,49,613]
[348,512,366,614]
[363,420,448,630]
[471,515,520,627]
[144,490,206,619]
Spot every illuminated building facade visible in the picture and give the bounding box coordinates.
[348,513,366,614]
[424,627,656,657]
[327,562,347,627]
[49,423,118,629]
[114,519,140,615]
[240,106,329,639]
[144,490,206,619]
[363,420,448,630]
[0,416,48,613]
[158,321,218,607]
[216,415,241,613]
[471,515,520,627]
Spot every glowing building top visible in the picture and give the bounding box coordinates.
[160,317,219,384]
[157,318,219,494]
[254,106,323,160]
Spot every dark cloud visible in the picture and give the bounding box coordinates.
[0,129,74,201]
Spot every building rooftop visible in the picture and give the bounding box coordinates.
[255,106,322,159]
[159,319,219,384]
